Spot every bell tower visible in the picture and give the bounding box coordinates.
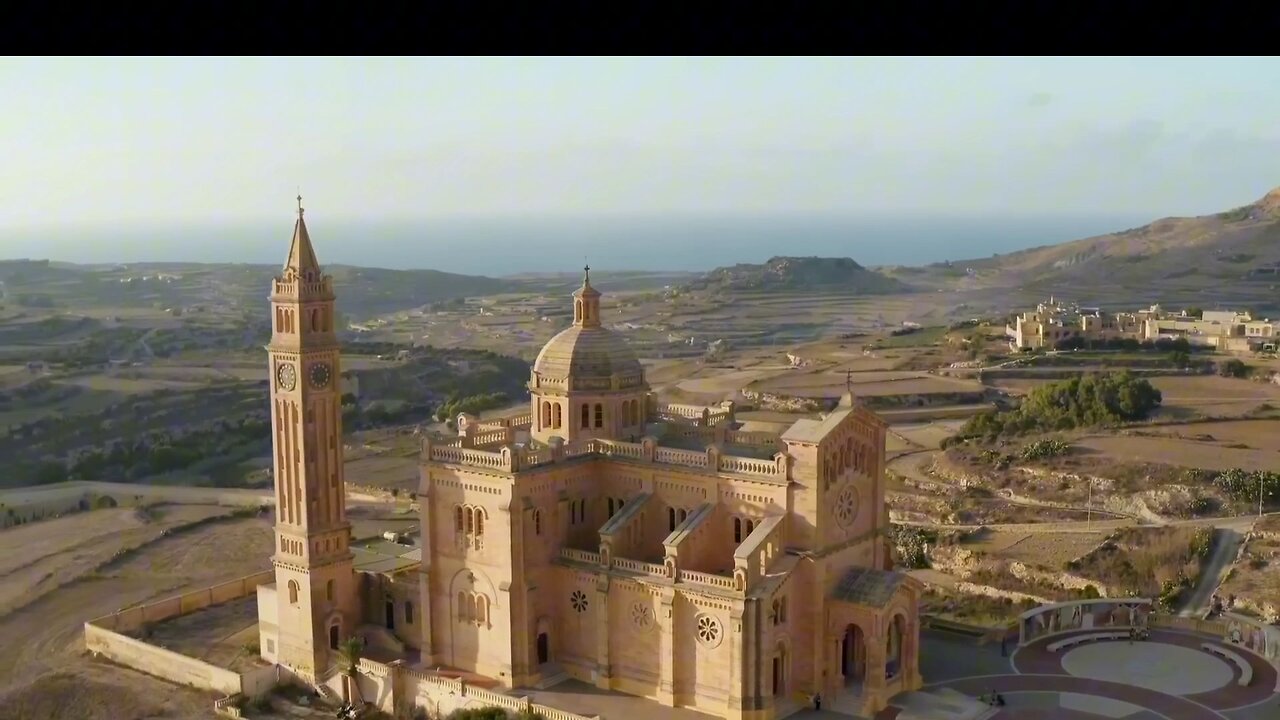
[267,196,357,677]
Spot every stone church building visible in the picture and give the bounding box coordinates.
[256,203,923,718]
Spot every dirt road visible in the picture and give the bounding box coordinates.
[1178,527,1245,618]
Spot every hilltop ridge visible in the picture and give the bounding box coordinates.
[683,256,910,294]
[950,186,1280,289]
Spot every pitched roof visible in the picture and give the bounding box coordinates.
[830,566,907,608]
[283,201,321,277]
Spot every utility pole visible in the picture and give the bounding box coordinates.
[1087,478,1094,529]
[1260,473,1266,519]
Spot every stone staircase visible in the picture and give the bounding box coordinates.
[533,663,570,689]
[890,688,999,720]
[360,624,406,657]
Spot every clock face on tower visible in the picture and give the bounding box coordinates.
[309,361,332,390]
[275,363,297,391]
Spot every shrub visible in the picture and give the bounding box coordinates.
[449,709,510,720]
[1213,468,1280,506]
[1019,438,1071,461]
[959,372,1161,439]
[1189,527,1213,559]
[1080,584,1101,599]
[890,525,935,569]
[92,494,118,509]
[1217,358,1249,378]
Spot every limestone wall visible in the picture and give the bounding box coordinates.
[90,571,274,633]
[83,570,276,698]
[85,622,244,696]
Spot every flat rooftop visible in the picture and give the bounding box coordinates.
[351,538,421,575]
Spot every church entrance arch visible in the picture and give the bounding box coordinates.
[841,624,866,687]
[329,622,341,650]
[536,617,552,665]
[772,642,788,697]
[886,613,906,680]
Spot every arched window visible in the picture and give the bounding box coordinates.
[275,307,283,333]
[474,508,485,537]
[734,517,743,543]
[553,403,562,429]
[541,401,551,428]
[533,509,543,535]
[474,594,489,625]
[311,308,320,332]
[404,600,414,624]
[465,508,474,535]
[746,519,756,536]
[455,505,464,534]
[581,404,590,428]
[575,299,583,323]
[458,592,468,621]
[326,579,335,601]
[668,507,677,532]
[678,508,687,523]
[288,580,299,605]
[594,403,603,428]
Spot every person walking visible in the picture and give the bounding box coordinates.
[813,692,821,711]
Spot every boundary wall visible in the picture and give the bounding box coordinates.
[84,571,276,699]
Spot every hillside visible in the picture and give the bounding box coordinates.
[683,256,910,294]
[962,187,1280,289]
[0,261,535,320]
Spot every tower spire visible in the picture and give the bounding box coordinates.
[283,194,321,280]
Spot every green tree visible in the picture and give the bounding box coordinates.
[1217,358,1248,378]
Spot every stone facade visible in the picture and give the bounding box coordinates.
[258,217,922,718]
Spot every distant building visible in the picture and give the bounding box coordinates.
[1007,299,1277,352]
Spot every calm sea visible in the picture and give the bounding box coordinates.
[5,214,1151,277]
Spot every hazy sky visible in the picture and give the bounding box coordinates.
[2,57,1278,229]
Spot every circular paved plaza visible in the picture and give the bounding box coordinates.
[1060,641,1234,695]
[889,627,1280,720]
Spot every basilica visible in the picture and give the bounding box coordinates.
[255,203,922,718]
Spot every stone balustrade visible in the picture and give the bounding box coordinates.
[560,548,602,565]
[724,429,780,447]
[654,446,707,467]
[424,434,789,481]
[679,569,738,591]
[469,429,513,447]
[611,557,671,577]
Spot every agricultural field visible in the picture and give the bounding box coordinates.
[1077,421,1280,473]
[0,503,276,720]
[958,528,1121,567]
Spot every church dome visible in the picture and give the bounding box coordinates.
[533,325,644,388]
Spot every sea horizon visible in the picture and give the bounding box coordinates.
[0,213,1152,277]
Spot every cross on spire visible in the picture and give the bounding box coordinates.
[297,193,304,217]
[583,263,591,285]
